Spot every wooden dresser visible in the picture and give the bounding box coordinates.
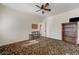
[62,22,77,44]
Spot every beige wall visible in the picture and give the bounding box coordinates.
[0,4,42,46]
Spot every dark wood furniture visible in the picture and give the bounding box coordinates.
[62,22,77,44]
[29,31,41,40]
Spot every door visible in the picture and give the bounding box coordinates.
[40,20,47,37]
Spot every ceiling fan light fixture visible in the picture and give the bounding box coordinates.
[35,3,51,14]
[42,11,44,14]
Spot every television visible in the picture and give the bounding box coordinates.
[69,17,79,22]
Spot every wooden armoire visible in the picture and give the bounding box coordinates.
[62,22,78,44]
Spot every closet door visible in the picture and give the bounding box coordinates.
[62,23,77,44]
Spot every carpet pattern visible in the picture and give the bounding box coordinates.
[0,37,79,55]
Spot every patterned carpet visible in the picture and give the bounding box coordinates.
[0,37,79,55]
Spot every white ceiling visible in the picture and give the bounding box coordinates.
[2,3,79,18]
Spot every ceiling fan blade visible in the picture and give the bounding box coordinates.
[35,5,41,8]
[44,3,49,7]
[44,9,51,11]
[35,9,41,12]
[41,5,44,9]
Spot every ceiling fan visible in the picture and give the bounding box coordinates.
[35,3,51,14]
